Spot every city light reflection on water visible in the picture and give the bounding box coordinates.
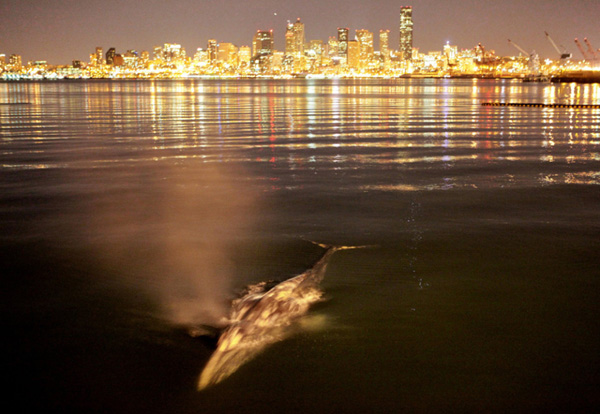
[1,78,599,189]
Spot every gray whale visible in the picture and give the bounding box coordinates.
[197,243,363,390]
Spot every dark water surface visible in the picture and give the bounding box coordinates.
[2,79,599,413]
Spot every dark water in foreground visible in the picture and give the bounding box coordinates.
[1,79,599,413]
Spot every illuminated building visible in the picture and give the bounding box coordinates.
[253,30,274,57]
[140,50,150,65]
[338,28,349,64]
[112,54,124,67]
[307,40,323,68]
[238,46,251,64]
[106,48,116,65]
[153,46,163,62]
[310,40,323,56]
[163,43,183,62]
[207,39,218,63]
[399,6,413,60]
[293,18,305,55]
[327,37,338,58]
[194,48,209,66]
[443,41,458,68]
[347,40,359,69]
[123,50,138,68]
[379,30,390,61]
[285,22,295,56]
[356,29,374,69]
[0,53,5,69]
[251,30,274,73]
[95,47,104,65]
[272,51,284,72]
[218,43,238,65]
[285,18,305,62]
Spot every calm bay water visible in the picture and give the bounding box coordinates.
[2,79,599,413]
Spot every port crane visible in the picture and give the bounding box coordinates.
[544,31,571,60]
[476,43,496,64]
[574,38,590,60]
[507,39,540,75]
[583,38,599,60]
[574,38,600,68]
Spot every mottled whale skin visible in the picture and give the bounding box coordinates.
[197,244,359,390]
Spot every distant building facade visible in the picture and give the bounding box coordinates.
[253,30,274,57]
[338,28,349,64]
[207,39,218,62]
[356,29,374,69]
[379,29,390,61]
[347,40,359,69]
[106,48,116,65]
[399,6,413,60]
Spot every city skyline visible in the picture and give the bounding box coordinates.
[1,0,599,65]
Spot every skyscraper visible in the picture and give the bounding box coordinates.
[8,54,22,70]
[399,6,413,60]
[379,30,390,60]
[356,29,374,69]
[218,43,238,64]
[293,18,305,55]
[285,22,295,56]
[163,43,182,62]
[238,46,251,65]
[95,47,103,65]
[338,28,349,63]
[153,46,163,62]
[347,40,359,69]
[285,18,305,57]
[207,39,218,62]
[106,48,116,65]
[253,30,274,57]
[327,37,339,58]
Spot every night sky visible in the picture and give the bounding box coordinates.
[1,0,598,65]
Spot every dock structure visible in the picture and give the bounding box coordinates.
[482,102,600,109]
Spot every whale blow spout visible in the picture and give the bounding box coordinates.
[197,243,357,390]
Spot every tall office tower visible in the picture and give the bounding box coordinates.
[218,43,238,64]
[356,29,374,68]
[379,29,390,60]
[327,37,339,58]
[207,39,218,62]
[140,50,150,66]
[285,18,305,56]
[95,47,103,65]
[309,40,324,65]
[238,46,251,64]
[347,40,359,69]
[194,49,209,64]
[0,53,5,68]
[443,41,457,64]
[293,18,305,55]
[106,48,116,65]
[122,51,138,68]
[8,54,22,70]
[163,43,182,62]
[285,21,295,56]
[338,27,349,62]
[253,30,274,57]
[153,46,163,62]
[399,6,413,60]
